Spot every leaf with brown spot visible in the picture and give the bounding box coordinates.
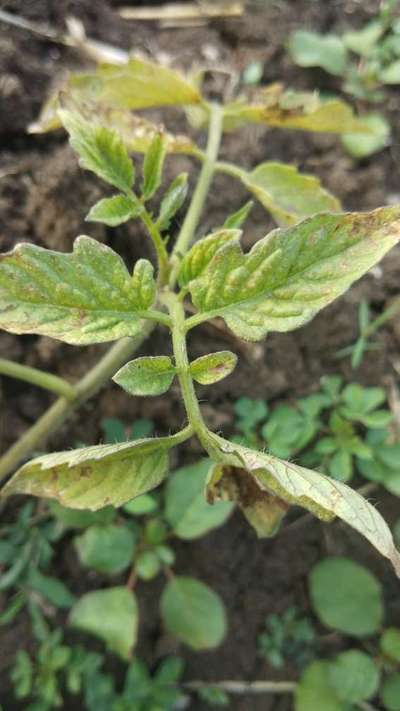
[1,437,174,510]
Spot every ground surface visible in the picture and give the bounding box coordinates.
[1,0,400,709]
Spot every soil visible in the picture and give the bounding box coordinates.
[1,0,400,709]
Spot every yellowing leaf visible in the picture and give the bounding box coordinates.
[242,161,341,226]
[187,207,400,340]
[190,351,237,385]
[0,236,156,344]
[70,56,202,110]
[1,437,172,510]
[113,356,176,396]
[178,229,240,288]
[223,85,370,134]
[209,434,400,575]
[32,99,197,155]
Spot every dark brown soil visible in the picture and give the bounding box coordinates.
[1,1,400,709]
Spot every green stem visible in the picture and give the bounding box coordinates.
[0,358,76,400]
[167,294,217,455]
[216,160,247,182]
[0,108,222,482]
[169,102,223,286]
[139,205,169,285]
[183,680,297,695]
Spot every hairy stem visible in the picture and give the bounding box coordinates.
[138,204,169,285]
[0,358,76,400]
[167,294,220,457]
[0,105,223,481]
[169,102,223,286]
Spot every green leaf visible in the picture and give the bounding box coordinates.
[157,174,188,230]
[165,459,233,539]
[27,569,76,609]
[59,108,134,192]
[207,434,400,574]
[380,60,400,84]
[190,351,237,385]
[310,557,383,636]
[242,161,341,226]
[207,462,288,538]
[344,20,385,56]
[123,494,158,516]
[1,436,172,510]
[187,207,400,341]
[69,56,201,110]
[142,133,167,200]
[178,229,240,288]
[288,31,348,75]
[74,524,136,574]
[0,236,156,344]
[86,194,140,226]
[381,673,400,710]
[223,200,253,230]
[328,650,380,702]
[342,113,390,159]
[381,628,400,662]
[234,397,268,435]
[135,550,161,580]
[161,576,227,650]
[69,587,138,660]
[296,661,351,711]
[113,356,176,396]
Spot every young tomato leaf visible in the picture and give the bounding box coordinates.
[188,207,400,341]
[113,356,176,396]
[223,200,254,230]
[142,133,167,200]
[178,228,240,288]
[157,173,188,230]
[59,109,134,192]
[242,161,341,226]
[69,587,138,660]
[341,113,390,159]
[207,462,288,538]
[209,434,400,575]
[328,650,380,703]
[86,194,141,226]
[160,576,227,650]
[1,437,173,510]
[164,459,233,539]
[70,56,202,110]
[0,236,156,344]
[189,351,237,385]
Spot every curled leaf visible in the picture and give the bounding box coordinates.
[207,462,288,537]
[1,437,174,510]
[208,434,400,574]
[178,228,240,288]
